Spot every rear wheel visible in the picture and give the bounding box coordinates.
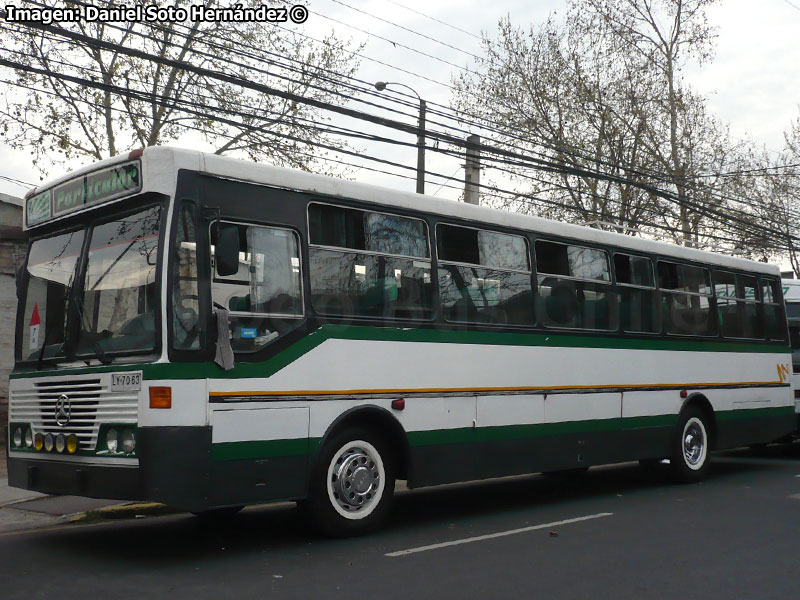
[670,407,711,483]
[307,427,395,537]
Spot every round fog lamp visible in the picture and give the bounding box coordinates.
[106,429,118,453]
[55,434,66,453]
[34,433,44,451]
[66,434,79,454]
[13,428,22,448]
[25,428,33,448]
[44,433,54,452]
[120,430,136,454]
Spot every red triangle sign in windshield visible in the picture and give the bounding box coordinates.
[30,303,41,326]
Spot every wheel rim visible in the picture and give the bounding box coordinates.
[682,417,707,470]
[326,440,385,520]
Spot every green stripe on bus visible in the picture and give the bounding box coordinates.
[211,438,310,461]
[208,407,793,460]
[11,324,790,380]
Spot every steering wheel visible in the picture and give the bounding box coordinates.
[176,294,200,347]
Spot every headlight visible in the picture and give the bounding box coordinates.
[12,428,22,447]
[106,429,118,453]
[120,430,136,454]
[66,434,79,454]
[44,433,54,452]
[34,433,44,451]
[24,428,33,448]
[55,434,66,453]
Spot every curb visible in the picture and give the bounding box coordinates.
[69,502,182,523]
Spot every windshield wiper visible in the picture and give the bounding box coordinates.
[36,320,57,371]
[72,293,113,365]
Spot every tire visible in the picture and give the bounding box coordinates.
[307,427,395,537]
[670,406,711,483]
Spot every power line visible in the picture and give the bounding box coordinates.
[325,0,485,62]
[2,60,770,251]
[3,13,800,251]
[378,0,482,40]
[0,174,35,189]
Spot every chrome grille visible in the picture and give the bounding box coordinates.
[9,375,139,451]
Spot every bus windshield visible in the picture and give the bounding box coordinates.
[17,204,162,364]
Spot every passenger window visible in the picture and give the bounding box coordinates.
[658,262,714,336]
[614,253,659,334]
[715,271,762,339]
[437,224,532,325]
[308,203,432,319]
[762,278,787,341]
[210,223,303,353]
[535,240,613,330]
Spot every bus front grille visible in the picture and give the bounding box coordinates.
[9,376,139,451]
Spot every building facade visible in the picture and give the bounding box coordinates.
[0,193,25,447]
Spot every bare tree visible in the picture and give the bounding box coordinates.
[0,0,362,176]
[452,15,664,234]
[574,0,719,244]
[451,0,747,248]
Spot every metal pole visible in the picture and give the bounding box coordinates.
[416,99,426,194]
[374,81,426,194]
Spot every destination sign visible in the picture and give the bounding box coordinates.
[26,190,51,227]
[25,159,142,227]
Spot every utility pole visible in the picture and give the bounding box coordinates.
[415,99,426,195]
[374,81,426,194]
[464,134,480,205]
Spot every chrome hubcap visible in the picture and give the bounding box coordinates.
[330,444,382,514]
[683,418,706,468]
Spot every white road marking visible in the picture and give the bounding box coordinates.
[385,512,614,557]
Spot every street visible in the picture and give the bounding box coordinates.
[2,445,799,600]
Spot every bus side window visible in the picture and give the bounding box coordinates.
[210,222,304,353]
[715,271,762,340]
[437,225,532,326]
[308,203,433,320]
[614,253,659,334]
[762,278,786,341]
[658,261,715,336]
[535,240,613,330]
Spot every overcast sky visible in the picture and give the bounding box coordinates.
[1,0,798,200]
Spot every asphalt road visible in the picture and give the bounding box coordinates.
[2,445,799,600]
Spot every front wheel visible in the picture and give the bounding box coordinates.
[670,407,711,483]
[307,428,395,537]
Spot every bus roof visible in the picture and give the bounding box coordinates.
[27,146,781,276]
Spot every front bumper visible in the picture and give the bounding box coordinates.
[6,426,212,508]
[7,455,143,500]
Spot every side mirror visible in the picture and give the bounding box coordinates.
[215,224,240,277]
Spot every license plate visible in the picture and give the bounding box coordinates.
[110,372,142,392]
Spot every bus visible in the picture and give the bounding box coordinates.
[7,147,794,536]
[783,278,800,430]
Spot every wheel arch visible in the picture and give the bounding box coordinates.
[681,393,717,449]
[313,405,410,481]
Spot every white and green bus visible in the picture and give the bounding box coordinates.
[783,278,800,429]
[7,147,795,535]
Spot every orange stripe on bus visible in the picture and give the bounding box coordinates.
[209,380,783,398]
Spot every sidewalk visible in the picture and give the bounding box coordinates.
[0,450,174,532]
